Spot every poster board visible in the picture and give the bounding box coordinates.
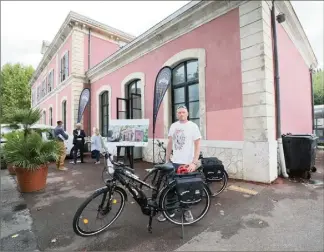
[103,119,149,149]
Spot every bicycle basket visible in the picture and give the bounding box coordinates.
[174,173,204,205]
[201,157,225,182]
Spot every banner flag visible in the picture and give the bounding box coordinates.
[77,88,90,123]
[152,66,172,134]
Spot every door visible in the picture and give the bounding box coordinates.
[130,93,142,159]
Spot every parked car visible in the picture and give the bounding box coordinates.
[1,124,77,159]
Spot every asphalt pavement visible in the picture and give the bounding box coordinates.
[1,151,323,251]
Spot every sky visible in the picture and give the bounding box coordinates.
[1,1,323,70]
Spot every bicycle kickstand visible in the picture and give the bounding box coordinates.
[148,211,153,234]
[181,208,185,239]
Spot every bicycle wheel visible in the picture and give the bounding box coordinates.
[159,183,211,226]
[73,186,126,237]
[206,170,229,197]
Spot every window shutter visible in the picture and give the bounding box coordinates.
[51,70,54,90]
[60,57,63,82]
[65,51,69,77]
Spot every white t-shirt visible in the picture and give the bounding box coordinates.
[168,121,201,164]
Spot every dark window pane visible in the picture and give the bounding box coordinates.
[136,80,141,94]
[188,84,199,101]
[187,60,199,82]
[189,101,199,119]
[191,119,200,127]
[172,63,185,85]
[118,112,127,119]
[131,95,141,109]
[133,109,141,119]
[129,83,136,95]
[101,92,108,105]
[173,87,185,103]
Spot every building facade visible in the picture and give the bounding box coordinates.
[31,1,317,183]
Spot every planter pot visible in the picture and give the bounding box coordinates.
[15,165,48,193]
[8,164,16,175]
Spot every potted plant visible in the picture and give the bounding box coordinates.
[3,108,59,193]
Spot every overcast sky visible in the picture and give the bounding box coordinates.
[1,1,323,69]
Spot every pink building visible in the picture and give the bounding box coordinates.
[30,1,317,183]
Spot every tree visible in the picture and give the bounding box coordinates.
[0,63,34,122]
[313,68,324,105]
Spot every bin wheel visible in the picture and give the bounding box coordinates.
[302,171,311,180]
[311,166,317,173]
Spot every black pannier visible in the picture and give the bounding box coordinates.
[201,157,225,182]
[174,173,204,205]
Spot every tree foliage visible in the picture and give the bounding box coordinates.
[313,68,324,105]
[3,108,59,170]
[0,63,34,123]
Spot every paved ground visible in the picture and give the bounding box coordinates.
[1,151,323,251]
[1,171,38,251]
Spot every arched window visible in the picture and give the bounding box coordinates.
[127,79,142,119]
[62,101,67,131]
[42,111,46,124]
[100,91,109,136]
[171,60,199,126]
[49,107,53,126]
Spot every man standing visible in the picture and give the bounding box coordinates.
[54,121,69,171]
[73,123,86,164]
[157,105,202,222]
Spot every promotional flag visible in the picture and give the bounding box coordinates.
[152,66,172,134]
[77,88,90,123]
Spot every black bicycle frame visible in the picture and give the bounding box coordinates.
[106,167,169,211]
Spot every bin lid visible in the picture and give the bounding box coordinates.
[282,134,318,140]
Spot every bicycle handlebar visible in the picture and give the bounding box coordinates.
[102,151,135,173]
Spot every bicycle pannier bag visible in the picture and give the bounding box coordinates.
[175,173,204,205]
[201,157,225,182]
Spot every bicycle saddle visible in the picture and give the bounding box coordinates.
[154,162,174,171]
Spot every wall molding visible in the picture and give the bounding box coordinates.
[162,48,206,139]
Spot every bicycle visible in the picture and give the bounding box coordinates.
[73,151,211,238]
[142,139,228,197]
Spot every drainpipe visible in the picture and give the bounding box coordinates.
[88,28,91,70]
[271,0,289,178]
[88,28,91,137]
[310,68,315,134]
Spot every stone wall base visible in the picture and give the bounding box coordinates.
[142,138,278,183]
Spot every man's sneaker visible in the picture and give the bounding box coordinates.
[95,161,100,165]
[157,212,175,222]
[184,210,194,222]
[58,167,68,171]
